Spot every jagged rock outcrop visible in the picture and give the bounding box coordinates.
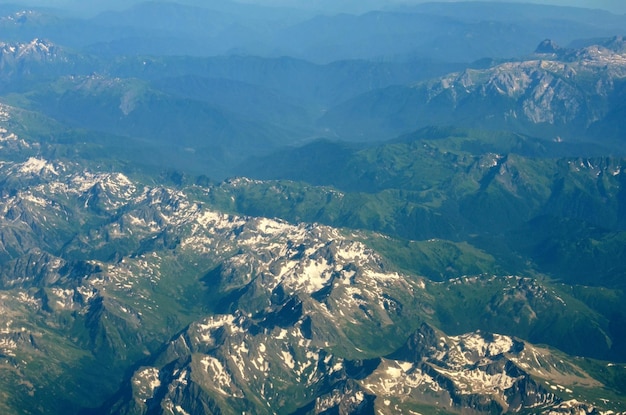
[535,39,562,55]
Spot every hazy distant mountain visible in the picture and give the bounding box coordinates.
[2,35,626,174]
[274,2,626,62]
[320,38,626,145]
[0,36,464,178]
[3,1,626,62]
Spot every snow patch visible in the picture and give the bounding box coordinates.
[200,356,232,396]
[18,157,57,176]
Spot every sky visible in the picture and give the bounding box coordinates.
[4,0,626,15]
[216,0,626,14]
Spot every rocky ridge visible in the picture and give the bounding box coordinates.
[428,37,626,126]
[320,37,626,144]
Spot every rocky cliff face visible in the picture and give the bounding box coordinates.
[424,37,626,135]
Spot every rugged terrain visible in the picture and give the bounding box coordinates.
[0,102,624,414]
[0,2,625,414]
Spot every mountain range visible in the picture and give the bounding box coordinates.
[319,36,626,145]
[0,1,625,414]
[0,142,623,414]
[1,34,625,178]
[0,94,625,414]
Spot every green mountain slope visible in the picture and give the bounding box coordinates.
[2,75,302,178]
[0,6,625,414]
[0,110,624,413]
[230,127,626,290]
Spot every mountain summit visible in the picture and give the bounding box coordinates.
[534,39,562,54]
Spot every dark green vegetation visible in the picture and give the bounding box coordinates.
[0,1,625,414]
[233,128,626,289]
[0,149,624,414]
